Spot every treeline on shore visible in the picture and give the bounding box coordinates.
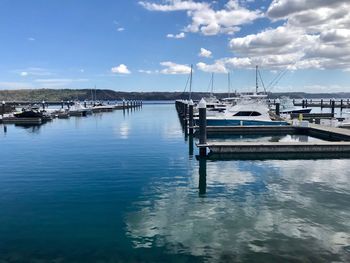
[0,89,350,102]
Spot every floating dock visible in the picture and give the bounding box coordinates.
[174,99,350,159]
[197,124,350,156]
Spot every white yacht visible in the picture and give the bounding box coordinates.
[196,98,288,126]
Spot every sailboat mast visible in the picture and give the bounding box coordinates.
[189,64,193,101]
[255,65,258,94]
[228,72,231,98]
[211,73,214,95]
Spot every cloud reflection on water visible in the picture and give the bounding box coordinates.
[125,159,350,262]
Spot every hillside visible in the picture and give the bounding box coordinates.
[0,89,350,101]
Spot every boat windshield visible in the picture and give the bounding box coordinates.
[233,111,261,117]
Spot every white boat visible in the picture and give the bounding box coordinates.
[195,98,288,126]
[69,102,92,116]
[279,97,312,114]
[91,102,114,112]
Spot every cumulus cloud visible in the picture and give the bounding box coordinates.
[111,64,131,74]
[267,0,346,19]
[224,0,350,71]
[117,27,125,32]
[197,61,227,73]
[140,0,262,36]
[160,61,191,74]
[198,48,212,58]
[167,32,186,39]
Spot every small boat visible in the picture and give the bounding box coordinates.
[279,97,312,114]
[14,108,42,118]
[91,102,114,112]
[69,102,92,116]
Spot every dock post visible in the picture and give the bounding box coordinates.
[331,99,335,116]
[293,99,295,105]
[198,98,207,157]
[302,99,305,108]
[321,99,323,109]
[275,98,280,116]
[42,100,45,110]
[122,99,126,110]
[340,99,343,111]
[67,101,70,110]
[61,100,64,109]
[1,101,5,116]
[84,100,87,108]
[189,100,194,135]
[305,99,308,108]
[198,157,207,195]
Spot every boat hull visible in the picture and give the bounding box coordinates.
[202,119,288,126]
[281,108,312,114]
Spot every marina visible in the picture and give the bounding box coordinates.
[1,103,350,262]
[175,98,350,158]
[2,0,350,262]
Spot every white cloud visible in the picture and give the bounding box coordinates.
[267,0,346,19]
[166,32,186,39]
[160,61,191,75]
[139,0,208,11]
[117,27,125,32]
[28,37,35,41]
[20,72,29,77]
[111,64,131,74]
[140,0,262,36]
[138,69,158,74]
[198,48,212,58]
[197,61,227,73]
[224,1,350,71]
[14,67,53,77]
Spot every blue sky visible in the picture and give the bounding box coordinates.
[0,0,350,93]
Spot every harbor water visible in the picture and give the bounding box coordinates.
[0,104,349,262]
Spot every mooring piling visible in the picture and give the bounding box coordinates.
[198,98,207,157]
[275,98,280,116]
[189,100,194,135]
[198,157,207,195]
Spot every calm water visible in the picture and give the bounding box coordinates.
[0,105,350,263]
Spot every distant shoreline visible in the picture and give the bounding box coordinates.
[0,89,349,102]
